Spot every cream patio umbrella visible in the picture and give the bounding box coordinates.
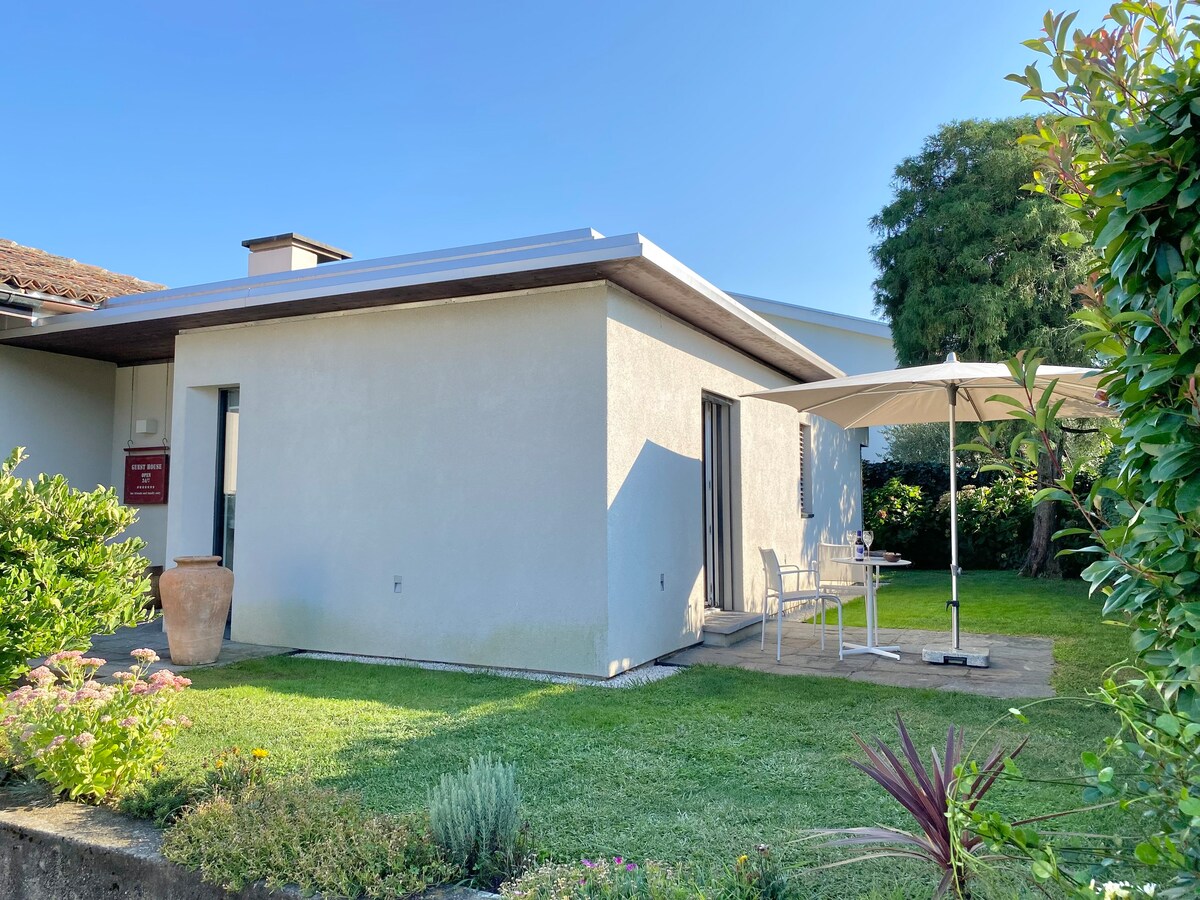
[746,352,1111,667]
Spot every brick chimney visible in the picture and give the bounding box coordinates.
[242,233,352,276]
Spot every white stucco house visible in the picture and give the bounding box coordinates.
[0,229,867,678]
[733,293,896,460]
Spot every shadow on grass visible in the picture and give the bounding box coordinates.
[159,655,1120,870]
[136,567,1131,894]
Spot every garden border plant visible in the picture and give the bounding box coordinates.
[805,714,1026,899]
[162,775,457,899]
[500,847,798,900]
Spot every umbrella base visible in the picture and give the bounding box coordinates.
[922,645,990,668]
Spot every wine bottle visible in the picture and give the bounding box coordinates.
[854,529,865,562]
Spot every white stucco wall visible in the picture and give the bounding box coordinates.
[166,284,612,676]
[0,280,867,679]
[0,345,116,489]
[604,287,863,674]
[111,364,174,566]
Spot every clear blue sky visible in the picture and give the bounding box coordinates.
[6,1,1111,320]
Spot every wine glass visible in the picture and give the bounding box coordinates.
[862,530,874,556]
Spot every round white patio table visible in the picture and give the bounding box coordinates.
[832,557,912,660]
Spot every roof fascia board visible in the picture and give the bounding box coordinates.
[733,292,892,339]
[637,239,843,380]
[2,232,644,339]
[178,281,608,336]
[0,229,843,382]
[105,227,606,311]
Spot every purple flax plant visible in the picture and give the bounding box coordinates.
[809,713,1026,898]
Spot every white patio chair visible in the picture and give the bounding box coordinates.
[759,548,844,662]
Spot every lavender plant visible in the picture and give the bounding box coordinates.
[428,753,529,888]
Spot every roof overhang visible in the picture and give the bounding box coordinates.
[0,229,842,382]
[731,292,892,340]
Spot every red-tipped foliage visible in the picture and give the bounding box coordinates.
[812,713,1026,897]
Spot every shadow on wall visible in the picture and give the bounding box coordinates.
[802,423,864,571]
[607,440,705,658]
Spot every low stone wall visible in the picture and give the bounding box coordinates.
[0,791,491,900]
[0,792,283,899]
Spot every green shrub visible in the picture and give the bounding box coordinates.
[162,779,456,898]
[941,477,1034,571]
[0,448,152,687]
[966,3,1200,890]
[864,477,931,552]
[429,752,526,887]
[864,468,1035,570]
[118,771,203,826]
[863,462,1094,574]
[1,648,191,801]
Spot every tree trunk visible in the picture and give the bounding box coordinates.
[1021,451,1062,579]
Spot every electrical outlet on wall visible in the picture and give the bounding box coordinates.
[393,576,402,594]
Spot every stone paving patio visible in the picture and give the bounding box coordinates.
[60,621,293,682]
[666,619,1055,698]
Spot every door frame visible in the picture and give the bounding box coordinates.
[212,387,239,568]
[702,393,736,611]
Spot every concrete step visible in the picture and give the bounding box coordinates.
[702,598,819,647]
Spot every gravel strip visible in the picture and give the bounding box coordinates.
[293,651,681,688]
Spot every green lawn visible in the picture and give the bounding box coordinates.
[142,571,1129,898]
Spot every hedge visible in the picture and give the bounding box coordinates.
[862,461,1088,575]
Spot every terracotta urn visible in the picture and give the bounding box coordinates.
[159,556,234,665]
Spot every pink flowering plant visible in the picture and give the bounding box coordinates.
[0,648,192,802]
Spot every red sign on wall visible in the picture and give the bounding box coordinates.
[124,449,170,505]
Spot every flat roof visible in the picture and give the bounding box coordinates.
[0,229,842,382]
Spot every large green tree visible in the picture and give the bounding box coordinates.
[871,117,1090,367]
[872,117,1097,577]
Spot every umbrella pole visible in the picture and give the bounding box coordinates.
[947,384,961,651]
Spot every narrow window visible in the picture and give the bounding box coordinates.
[213,388,240,569]
[799,422,812,517]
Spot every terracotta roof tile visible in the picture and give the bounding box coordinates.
[0,238,164,305]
